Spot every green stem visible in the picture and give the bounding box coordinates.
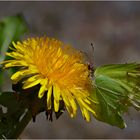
[8,109,32,139]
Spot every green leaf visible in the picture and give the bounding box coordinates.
[0,92,31,138]
[0,14,28,89]
[0,14,28,61]
[91,63,140,128]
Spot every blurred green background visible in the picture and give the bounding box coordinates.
[0,1,140,139]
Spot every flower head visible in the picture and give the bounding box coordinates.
[1,37,95,121]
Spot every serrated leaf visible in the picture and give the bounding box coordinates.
[91,63,140,128]
[0,92,31,138]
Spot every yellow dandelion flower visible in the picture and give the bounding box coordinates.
[1,37,96,121]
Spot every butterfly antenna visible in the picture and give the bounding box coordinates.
[91,43,94,54]
[90,43,95,65]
